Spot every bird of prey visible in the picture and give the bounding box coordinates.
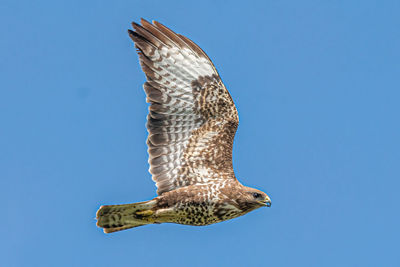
[96,19,271,233]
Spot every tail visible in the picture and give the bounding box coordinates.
[96,200,157,233]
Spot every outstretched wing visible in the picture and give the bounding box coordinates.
[129,19,239,195]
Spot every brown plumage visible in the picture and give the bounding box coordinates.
[96,18,271,233]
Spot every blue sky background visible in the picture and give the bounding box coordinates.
[1,1,399,266]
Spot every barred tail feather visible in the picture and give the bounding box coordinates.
[96,200,156,233]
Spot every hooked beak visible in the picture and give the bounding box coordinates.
[258,196,271,207]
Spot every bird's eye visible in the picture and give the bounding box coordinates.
[252,193,261,199]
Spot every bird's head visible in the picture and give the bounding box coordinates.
[239,187,271,210]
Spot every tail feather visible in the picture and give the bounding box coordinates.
[103,225,141,234]
[96,200,156,233]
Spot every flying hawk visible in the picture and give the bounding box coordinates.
[96,19,271,233]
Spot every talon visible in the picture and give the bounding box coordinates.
[136,210,154,216]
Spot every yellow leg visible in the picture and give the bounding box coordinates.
[153,208,177,223]
[135,210,154,216]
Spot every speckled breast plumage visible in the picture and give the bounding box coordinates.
[152,182,248,226]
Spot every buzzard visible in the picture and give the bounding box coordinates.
[96,19,271,233]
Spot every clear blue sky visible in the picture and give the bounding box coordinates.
[2,1,399,266]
